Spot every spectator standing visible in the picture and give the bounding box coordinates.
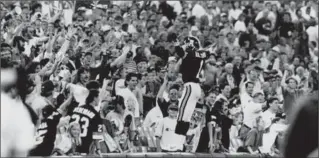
[155,103,182,152]
[69,90,104,155]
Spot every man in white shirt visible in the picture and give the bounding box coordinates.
[155,103,183,152]
[240,81,254,109]
[243,92,264,129]
[116,73,140,118]
[261,97,280,129]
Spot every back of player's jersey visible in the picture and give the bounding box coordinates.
[69,105,102,154]
[180,50,208,83]
[29,112,61,156]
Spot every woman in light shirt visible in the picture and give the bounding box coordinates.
[52,122,82,156]
[228,1,243,23]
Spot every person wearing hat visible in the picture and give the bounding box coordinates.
[281,67,304,119]
[155,102,182,152]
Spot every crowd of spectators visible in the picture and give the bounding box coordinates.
[0,0,318,157]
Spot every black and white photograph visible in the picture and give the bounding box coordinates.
[0,0,318,157]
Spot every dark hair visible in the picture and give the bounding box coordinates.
[16,67,34,102]
[85,89,99,105]
[268,97,279,104]
[245,81,254,88]
[125,72,138,87]
[213,99,227,112]
[86,80,100,90]
[74,67,89,84]
[40,59,50,67]
[265,97,279,111]
[231,1,240,9]
[219,84,230,92]
[169,84,180,91]
[27,62,40,74]
[42,105,55,118]
[31,3,42,15]
[122,23,129,32]
[113,95,125,110]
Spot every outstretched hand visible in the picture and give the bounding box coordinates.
[66,26,77,38]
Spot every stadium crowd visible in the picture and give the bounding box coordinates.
[0,0,318,157]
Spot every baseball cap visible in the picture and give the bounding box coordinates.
[41,80,55,97]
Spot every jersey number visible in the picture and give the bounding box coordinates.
[71,114,90,137]
[35,129,47,144]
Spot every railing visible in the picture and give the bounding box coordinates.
[52,152,270,158]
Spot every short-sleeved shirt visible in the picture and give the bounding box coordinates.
[69,104,103,154]
[155,117,183,151]
[29,111,62,156]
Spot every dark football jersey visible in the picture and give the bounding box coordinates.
[29,111,62,156]
[180,50,208,83]
[69,104,103,154]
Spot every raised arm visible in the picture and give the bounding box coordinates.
[48,9,63,23]
[56,92,73,116]
[239,74,246,94]
[110,52,128,68]
[55,27,77,59]
[174,57,183,73]
[281,69,289,88]
[156,73,168,101]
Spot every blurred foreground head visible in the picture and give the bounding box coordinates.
[283,91,318,158]
[1,66,31,101]
[1,68,36,157]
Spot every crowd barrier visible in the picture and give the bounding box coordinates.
[53,152,269,158]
